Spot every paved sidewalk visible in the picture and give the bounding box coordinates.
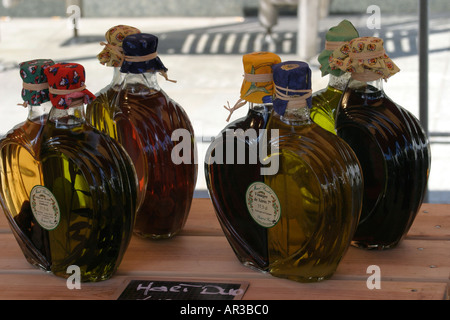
[0,14,448,203]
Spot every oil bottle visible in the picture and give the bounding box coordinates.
[311,19,359,134]
[264,61,363,282]
[38,62,137,281]
[0,59,54,271]
[204,52,281,271]
[330,37,431,249]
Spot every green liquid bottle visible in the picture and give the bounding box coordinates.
[38,63,137,282]
[263,61,363,282]
[311,73,350,134]
[311,19,359,134]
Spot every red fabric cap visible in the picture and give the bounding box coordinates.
[45,62,96,109]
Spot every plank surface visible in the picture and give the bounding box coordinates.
[0,200,449,300]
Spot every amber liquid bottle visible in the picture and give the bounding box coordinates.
[336,77,431,249]
[0,102,52,271]
[205,100,272,271]
[39,102,137,281]
[97,72,197,239]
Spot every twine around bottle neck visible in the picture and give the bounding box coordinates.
[275,85,312,110]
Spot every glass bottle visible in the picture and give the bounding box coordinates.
[86,25,143,207]
[331,37,431,249]
[94,33,197,239]
[263,61,363,282]
[38,63,137,281]
[311,19,359,134]
[0,59,54,271]
[204,51,281,271]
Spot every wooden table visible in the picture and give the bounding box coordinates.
[0,199,448,300]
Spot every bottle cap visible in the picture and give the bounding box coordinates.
[318,19,359,77]
[223,51,281,122]
[272,61,312,116]
[97,25,141,67]
[329,37,400,81]
[120,33,170,78]
[240,51,281,103]
[45,63,96,109]
[19,59,54,107]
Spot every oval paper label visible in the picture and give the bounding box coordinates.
[246,182,281,228]
[30,185,60,231]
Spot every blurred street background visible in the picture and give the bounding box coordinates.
[1,0,449,203]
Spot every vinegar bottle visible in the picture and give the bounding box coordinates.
[38,62,137,281]
[204,51,281,271]
[331,37,431,249]
[264,61,363,282]
[99,33,197,239]
[311,19,359,134]
[86,25,143,206]
[0,59,54,271]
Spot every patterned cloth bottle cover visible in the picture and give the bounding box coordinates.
[120,33,175,83]
[44,63,96,109]
[224,51,281,122]
[97,25,141,67]
[329,36,400,82]
[18,59,55,107]
[272,61,312,117]
[317,19,359,77]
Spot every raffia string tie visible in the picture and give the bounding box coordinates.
[351,70,383,82]
[49,85,87,96]
[275,85,312,110]
[349,49,386,60]
[224,98,247,122]
[243,73,273,83]
[67,97,85,108]
[22,82,49,91]
[17,82,50,108]
[123,52,177,83]
[324,41,347,51]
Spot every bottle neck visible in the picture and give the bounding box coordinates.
[280,106,311,126]
[28,100,52,124]
[348,76,384,93]
[248,102,273,114]
[121,71,161,93]
[328,72,351,91]
[48,104,86,128]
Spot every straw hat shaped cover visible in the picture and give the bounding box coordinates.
[97,25,141,67]
[318,19,359,77]
[45,63,96,109]
[329,36,400,81]
[19,59,54,106]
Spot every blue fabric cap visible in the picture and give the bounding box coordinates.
[120,33,168,74]
[272,61,312,116]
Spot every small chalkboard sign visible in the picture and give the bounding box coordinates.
[117,279,248,300]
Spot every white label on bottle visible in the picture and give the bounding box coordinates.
[30,185,60,231]
[245,182,281,228]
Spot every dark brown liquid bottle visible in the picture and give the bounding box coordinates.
[204,51,281,271]
[205,102,272,270]
[336,77,431,249]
